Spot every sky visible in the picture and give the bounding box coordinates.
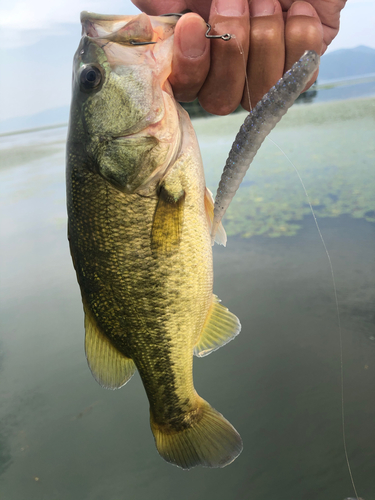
[0,0,374,122]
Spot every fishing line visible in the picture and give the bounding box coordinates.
[228,37,359,498]
[232,36,253,112]
[203,24,252,110]
[266,137,360,500]
[211,31,359,497]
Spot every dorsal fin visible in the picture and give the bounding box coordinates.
[84,305,136,389]
[204,188,227,246]
[194,295,241,357]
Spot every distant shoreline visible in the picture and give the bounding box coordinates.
[1,92,374,138]
[0,122,68,138]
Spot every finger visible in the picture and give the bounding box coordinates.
[285,1,323,91]
[280,0,344,52]
[169,13,210,102]
[131,0,212,20]
[131,0,189,16]
[242,0,284,110]
[198,0,250,115]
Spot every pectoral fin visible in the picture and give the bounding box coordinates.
[84,305,136,389]
[205,188,227,246]
[194,295,241,357]
[151,186,185,256]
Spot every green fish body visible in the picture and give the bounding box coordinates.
[67,12,242,469]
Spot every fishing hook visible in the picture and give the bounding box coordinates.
[161,13,233,41]
[205,23,232,41]
[130,14,233,44]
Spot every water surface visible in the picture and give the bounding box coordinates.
[0,98,374,500]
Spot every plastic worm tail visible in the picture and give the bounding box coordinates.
[211,50,320,243]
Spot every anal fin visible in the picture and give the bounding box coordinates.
[194,295,241,357]
[84,305,136,389]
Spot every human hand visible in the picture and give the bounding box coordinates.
[131,0,346,114]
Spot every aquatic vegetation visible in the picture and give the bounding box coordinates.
[198,97,375,238]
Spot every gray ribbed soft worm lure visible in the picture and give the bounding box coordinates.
[211,50,320,242]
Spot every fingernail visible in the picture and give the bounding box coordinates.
[215,0,246,17]
[250,0,275,17]
[179,19,206,58]
[289,1,316,16]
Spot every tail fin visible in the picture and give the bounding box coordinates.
[150,397,242,469]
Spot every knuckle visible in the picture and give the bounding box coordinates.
[251,24,281,46]
[286,18,322,47]
[199,98,238,116]
[173,87,199,103]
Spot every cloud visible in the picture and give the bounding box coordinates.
[0,0,140,48]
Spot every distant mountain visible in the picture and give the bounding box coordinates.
[319,45,375,81]
[1,45,374,134]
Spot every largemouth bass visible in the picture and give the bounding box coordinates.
[67,12,240,470]
[66,11,319,470]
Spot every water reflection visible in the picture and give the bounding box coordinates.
[0,97,374,499]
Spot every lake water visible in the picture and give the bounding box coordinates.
[0,97,374,500]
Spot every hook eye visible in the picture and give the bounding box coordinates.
[205,23,232,41]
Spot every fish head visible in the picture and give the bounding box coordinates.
[68,12,182,193]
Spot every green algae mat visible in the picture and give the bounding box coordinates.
[197,97,375,238]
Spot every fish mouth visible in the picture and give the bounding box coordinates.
[79,12,178,141]
[78,11,181,169]
[80,11,179,46]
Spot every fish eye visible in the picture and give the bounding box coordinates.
[80,65,102,91]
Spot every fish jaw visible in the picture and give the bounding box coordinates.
[77,12,178,137]
[68,13,182,194]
